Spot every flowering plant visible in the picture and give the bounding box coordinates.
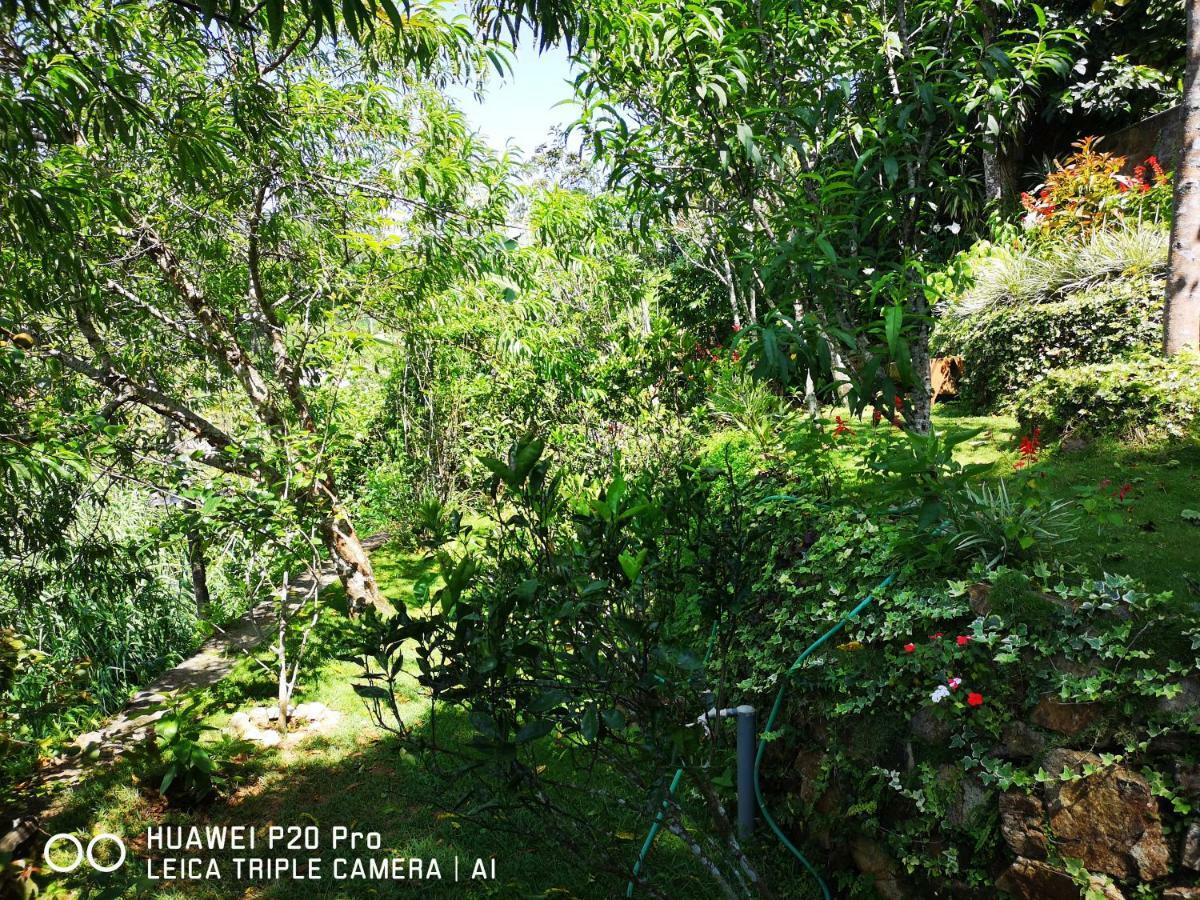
[1020,137,1172,237]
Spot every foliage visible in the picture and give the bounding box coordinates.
[348,435,790,893]
[1018,138,1172,237]
[934,272,1164,410]
[1014,352,1200,442]
[140,694,225,803]
[946,478,1079,568]
[940,223,1168,320]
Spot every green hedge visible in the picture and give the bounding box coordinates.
[1013,352,1200,441]
[932,276,1163,411]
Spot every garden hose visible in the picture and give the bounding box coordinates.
[625,620,719,898]
[753,572,896,900]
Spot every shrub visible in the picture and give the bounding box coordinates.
[1013,352,1200,442]
[1019,137,1172,237]
[933,274,1163,410]
[946,479,1079,568]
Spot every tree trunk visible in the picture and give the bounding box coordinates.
[908,321,934,435]
[320,502,391,617]
[983,145,1019,207]
[1165,0,1200,355]
[187,530,210,618]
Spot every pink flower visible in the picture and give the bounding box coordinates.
[903,643,916,654]
[929,632,944,641]
[956,635,970,646]
[967,692,984,708]
[948,677,962,691]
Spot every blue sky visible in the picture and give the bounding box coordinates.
[444,42,579,155]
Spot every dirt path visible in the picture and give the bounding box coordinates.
[0,533,389,852]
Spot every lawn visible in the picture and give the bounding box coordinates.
[33,547,719,900]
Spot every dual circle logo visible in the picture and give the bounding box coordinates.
[43,833,127,873]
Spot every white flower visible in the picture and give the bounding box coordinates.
[930,685,951,703]
[948,677,962,691]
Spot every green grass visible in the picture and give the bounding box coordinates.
[32,542,721,900]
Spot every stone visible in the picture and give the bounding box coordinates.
[256,729,281,748]
[1178,764,1200,800]
[967,582,991,616]
[850,836,907,900]
[1031,695,1101,736]
[999,721,1045,759]
[996,858,1124,900]
[1183,821,1200,871]
[1043,749,1170,882]
[910,706,951,744]
[937,765,989,829]
[999,792,1047,859]
[73,730,104,752]
[1163,889,1200,900]
[228,712,251,734]
[1157,678,1200,721]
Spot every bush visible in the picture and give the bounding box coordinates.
[1013,352,1200,442]
[933,274,1163,410]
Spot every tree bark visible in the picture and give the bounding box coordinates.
[318,497,391,616]
[1165,0,1200,355]
[907,319,934,435]
[187,530,210,618]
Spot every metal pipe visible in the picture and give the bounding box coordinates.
[736,705,756,840]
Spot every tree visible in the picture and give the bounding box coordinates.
[0,4,519,614]
[574,0,1073,432]
[1165,0,1200,355]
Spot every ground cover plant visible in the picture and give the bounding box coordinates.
[2,0,1200,898]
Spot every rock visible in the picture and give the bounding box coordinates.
[73,730,104,752]
[1178,764,1200,800]
[910,706,951,744]
[996,858,1124,899]
[1164,889,1200,900]
[1183,821,1200,871]
[967,582,991,616]
[1031,696,1101,736]
[1043,749,1170,882]
[999,721,1045,760]
[228,712,251,734]
[850,836,907,899]
[257,729,281,748]
[1157,677,1200,721]
[938,766,989,828]
[999,792,1047,859]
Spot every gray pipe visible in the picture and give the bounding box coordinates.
[735,705,756,840]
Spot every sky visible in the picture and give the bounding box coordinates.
[444,42,579,156]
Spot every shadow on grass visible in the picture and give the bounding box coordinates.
[32,700,736,899]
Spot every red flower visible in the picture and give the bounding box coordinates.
[929,632,944,641]
[956,635,970,646]
[947,677,962,691]
[732,323,742,332]
[894,394,904,410]
[872,408,883,426]
[903,643,916,654]
[1140,183,1150,193]
[967,692,983,707]
[1012,460,1026,470]
[834,415,852,436]
[1118,483,1132,501]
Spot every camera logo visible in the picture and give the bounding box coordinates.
[43,832,126,873]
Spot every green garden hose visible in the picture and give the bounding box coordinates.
[753,573,896,900]
[627,575,895,897]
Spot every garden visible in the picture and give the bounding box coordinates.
[1,0,1199,898]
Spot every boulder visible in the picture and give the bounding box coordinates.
[1183,821,1200,872]
[998,721,1045,760]
[850,836,908,900]
[1178,764,1200,800]
[966,582,992,616]
[1031,696,1100,736]
[999,792,1047,859]
[910,707,951,744]
[1043,749,1170,881]
[1163,889,1200,900]
[996,857,1124,899]
[1157,677,1200,721]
